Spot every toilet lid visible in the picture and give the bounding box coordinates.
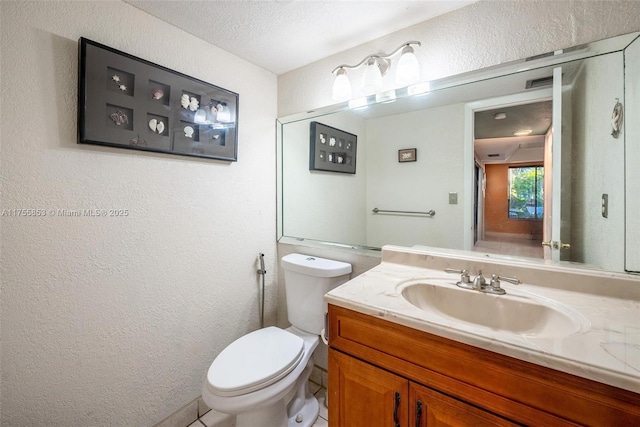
[207,326,304,397]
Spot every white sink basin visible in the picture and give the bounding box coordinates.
[400,279,589,338]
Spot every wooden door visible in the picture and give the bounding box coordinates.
[410,382,518,427]
[329,348,409,427]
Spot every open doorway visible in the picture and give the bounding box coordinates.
[472,98,552,259]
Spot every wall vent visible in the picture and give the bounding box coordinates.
[525,51,554,61]
[525,76,554,89]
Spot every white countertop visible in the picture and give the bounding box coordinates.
[325,248,640,394]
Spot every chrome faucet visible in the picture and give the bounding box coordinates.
[445,268,521,295]
[472,270,487,290]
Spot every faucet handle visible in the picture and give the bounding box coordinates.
[486,274,521,295]
[491,274,521,286]
[444,268,471,283]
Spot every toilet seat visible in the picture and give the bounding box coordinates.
[207,327,304,397]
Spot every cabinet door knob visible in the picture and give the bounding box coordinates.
[394,391,401,427]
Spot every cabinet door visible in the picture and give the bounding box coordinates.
[410,383,518,427]
[329,348,409,427]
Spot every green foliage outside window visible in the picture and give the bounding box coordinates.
[508,166,544,219]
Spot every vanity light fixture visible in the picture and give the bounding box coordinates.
[395,44,420,86]
[332,68,352,101]
[331,41,422,101]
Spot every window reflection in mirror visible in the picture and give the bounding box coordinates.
[507,166,544,220]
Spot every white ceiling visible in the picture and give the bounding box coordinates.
[125,0,547,164]
[125,0,477,75]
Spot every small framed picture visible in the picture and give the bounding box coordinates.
[398,148,417,162]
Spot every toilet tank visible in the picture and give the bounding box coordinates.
[281,254,352,334]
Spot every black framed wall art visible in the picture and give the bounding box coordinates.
[309,122,357,174]
[78,38,239,161]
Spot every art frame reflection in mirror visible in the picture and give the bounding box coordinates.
[309,122,357,174]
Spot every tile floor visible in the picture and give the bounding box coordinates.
[189,380,328,427]
[308,381,329,427]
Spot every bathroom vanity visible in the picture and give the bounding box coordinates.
[325,246,640,426]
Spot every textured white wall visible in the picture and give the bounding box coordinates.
[366,104,465,249]
[282,103,466,250]
[0,1,276,426]
[570,52,625,271]
[278,0,640,116]
[282,114,367,245]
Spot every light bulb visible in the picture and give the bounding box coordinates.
[361,58,383,95]
[395,45,420,86]
[332,68,352,101]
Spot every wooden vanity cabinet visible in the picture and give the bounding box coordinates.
[329,349,516,427]
[327,305,640,426]
[410,382,518,426]
[328,349,408,427]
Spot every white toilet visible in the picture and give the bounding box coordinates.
[202,253,352,427]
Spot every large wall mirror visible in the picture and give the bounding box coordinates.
[277,32,640,275]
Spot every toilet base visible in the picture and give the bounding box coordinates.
[288,393,318,427]
[234,394,318,427]
[287,359,318,427]
[235,401,287,427]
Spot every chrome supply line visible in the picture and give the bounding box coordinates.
[257,253,266,328]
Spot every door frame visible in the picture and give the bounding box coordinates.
[463,88,553,251]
